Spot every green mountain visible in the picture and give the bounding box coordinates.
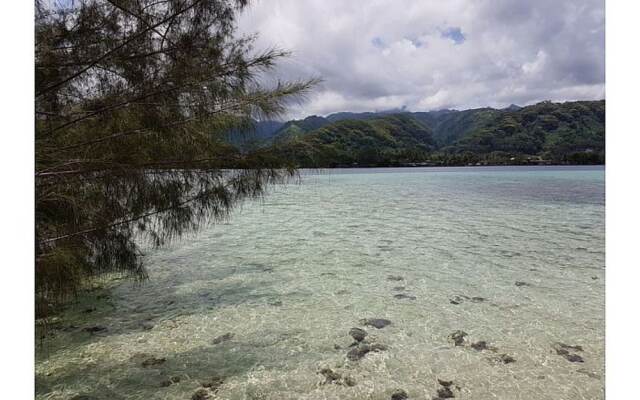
[274,114,436,167]
[256,99,605,167]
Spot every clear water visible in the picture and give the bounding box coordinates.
[36,166,605,400]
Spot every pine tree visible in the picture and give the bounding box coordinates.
[35,0,315,316]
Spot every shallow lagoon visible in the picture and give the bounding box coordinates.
[36,166,605,400]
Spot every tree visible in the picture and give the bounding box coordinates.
[35,0,315,316]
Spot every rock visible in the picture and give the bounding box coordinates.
[387,275,404,281]
[591,276,598,280]
[556,342,584,352]
[470,341,489,351]
[436,387,455,398]
[335,289,350,295]
[201,376,224,390]
[394,294,416,300]
[141,356,166,367]
[437,379,453,387]
[391,389,409,400]
[83,326,107,334]
[140,321,154,331]
[333,344,342,350]
[471,297,486,303]
[161,375,181,386]
[360,318,392,329]
[448,330,468,346]
[564,354,585,363]
[393,286,406,291]
[343,376,357,386]
[349,327,368,342]
[83,307,96,313]
[192,388,210,400]
[499,354,516,364]
[346,343,387,361]
[553,343,584,362]
[212,332,234,344]
[268,300,283,306]
[515,281,530,287]
[319,368,341,384]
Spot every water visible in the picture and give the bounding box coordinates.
[36,166,605,400]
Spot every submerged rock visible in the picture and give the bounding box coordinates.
[393,286,406,291]
[437,379,453,387]
[360,318,392,329]
[201,376,225,390]
[349,327,368,342]
[387,275,404,281]
[470,341,489,351]
[346,343,387,361]
[448,330,468,346]
[553,343,585,362]
[141,356,166,367]
[391,389,409,400]
[83,326,107,334]
[192,388,210,400]
[499,354,516,364]
[212,332,234,344]
[471,297,486,303]
[515,281,531,287]
[436,386,455,398]
[160,375,181,387]
[394,294,417,300]
[319,368,357,386]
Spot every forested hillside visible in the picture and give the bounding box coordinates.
[260,100,605,167]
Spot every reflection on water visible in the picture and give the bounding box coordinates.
[36,166,605,400]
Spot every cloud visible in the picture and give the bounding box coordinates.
[238,0,604,119]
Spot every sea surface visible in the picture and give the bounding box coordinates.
[36,166,605,400]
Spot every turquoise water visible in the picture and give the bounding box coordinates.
[36,166,605,400]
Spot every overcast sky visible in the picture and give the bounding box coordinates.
[238,0,605,119]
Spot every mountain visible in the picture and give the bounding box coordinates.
[238,99,605,167]
[274,114,436,167]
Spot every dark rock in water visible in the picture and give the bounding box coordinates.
[591,276,598,280]
[319,367,357,386]
[564,353,585,363]
[343,376,357,386]
[334,344,342,350]
[62,325,80,332]
[499,354,516,364]
[393,286,406,291]
[515,281,530,287]
[449,298,461,305]
[360,318,392,329]
[553,343,584,362]
[335,289,350,295]
[394,294,417,300]
[349,327,368,342]
[320,272,337,277]
[319,368,341,384]
[346,343,387,361]
[140,321,155,331]
[201,376,224,390]
[556,342,584,352]
[436,386,455,398]
[212,332,234,344]
[162,375,181,386]
[268,300,283,307]
[83,326,107,334]
[141,356,166,367]
[83,307,96,313]
[391,389,409,400]
[437,379,453,387]
[448,330,468,346]
[192,388,210,400]
[470,341,489,351]
[387,275,404,281]
[471,297,486,303]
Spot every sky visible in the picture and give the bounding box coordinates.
[237,0,605,119]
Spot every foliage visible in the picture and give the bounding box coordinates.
[35,0,314,315]
[270,100,604,167]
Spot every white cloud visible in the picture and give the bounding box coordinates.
[238,0,604,119]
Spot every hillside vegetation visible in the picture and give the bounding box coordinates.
[239,100,604,167]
